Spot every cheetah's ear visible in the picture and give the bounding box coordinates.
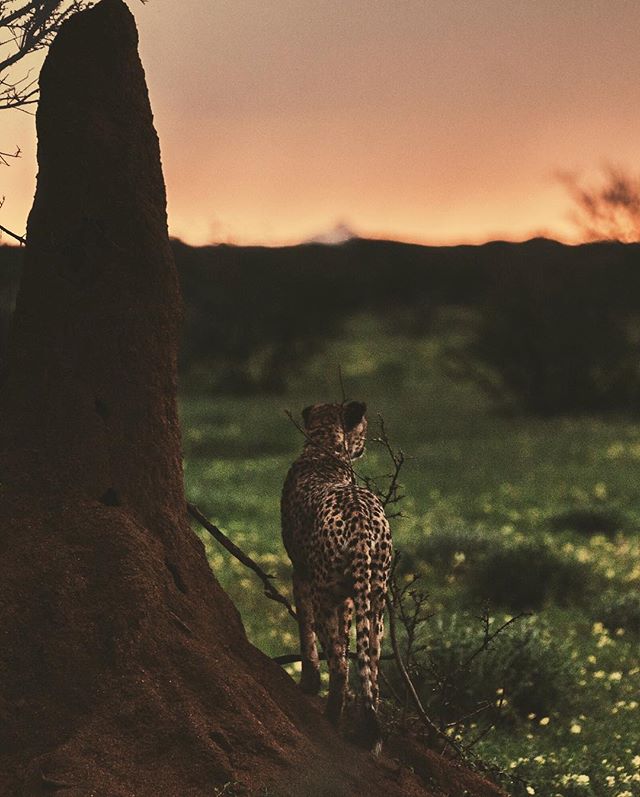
[344,400,366,431]
[302,405,313,428]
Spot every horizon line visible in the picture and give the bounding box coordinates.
[1,231,634,251]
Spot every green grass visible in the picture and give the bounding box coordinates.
[181,312,640,797]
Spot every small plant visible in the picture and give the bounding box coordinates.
[382,596,578,724]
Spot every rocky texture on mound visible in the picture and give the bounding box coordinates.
[0,3,506,795]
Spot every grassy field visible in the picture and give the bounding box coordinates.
[181,313,640,797]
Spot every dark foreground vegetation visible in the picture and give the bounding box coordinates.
[4,235,640,413]
[178,235,640,414]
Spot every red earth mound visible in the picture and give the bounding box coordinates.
[0,3,507,795]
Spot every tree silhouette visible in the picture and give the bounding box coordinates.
[558,165,640,243]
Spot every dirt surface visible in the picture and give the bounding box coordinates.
[0,3,508,795]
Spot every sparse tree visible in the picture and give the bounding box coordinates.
[558,165,640,243]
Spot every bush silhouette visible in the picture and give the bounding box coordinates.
[469,540,592,611]
[474,242,640,413]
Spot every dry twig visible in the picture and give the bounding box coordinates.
[384,589,465,756]
[0,220,26,244]
[187,502,297,622]
[0,143,19,166]
[369,414,406,516]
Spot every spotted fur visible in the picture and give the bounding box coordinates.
[281,401,393,752]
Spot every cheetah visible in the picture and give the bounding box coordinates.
[281,400,393,753]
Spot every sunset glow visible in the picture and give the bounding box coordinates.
[2,0,640,247]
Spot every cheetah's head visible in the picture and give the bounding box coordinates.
[301,401,367,460]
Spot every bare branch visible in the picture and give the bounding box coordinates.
[0,142,19,165]
[361,414,407,518]
[385,589,465,756]
[0,220,27,244]
[0,2,96,112]
[459,608,532,674]
[187,502,298,623]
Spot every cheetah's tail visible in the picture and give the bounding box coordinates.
[353,537,382,754]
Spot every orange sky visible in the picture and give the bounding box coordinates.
[2,0,640,247]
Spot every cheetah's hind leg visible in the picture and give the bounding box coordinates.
[317,605,349,726]
[292,572,321,695]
